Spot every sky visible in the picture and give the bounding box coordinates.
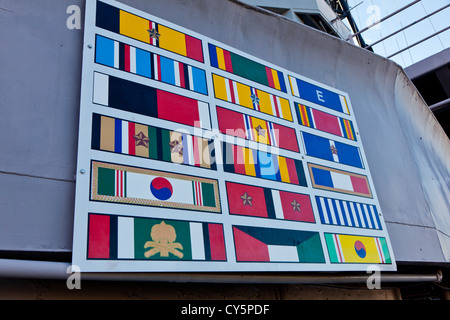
[345,0,450,67]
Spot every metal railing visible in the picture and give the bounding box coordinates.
[346,0,450,60]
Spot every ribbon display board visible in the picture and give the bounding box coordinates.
[73,0,396,272]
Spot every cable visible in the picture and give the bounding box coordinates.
[420,1,445,51]
[370,0,388,56]
[392,0,413,64]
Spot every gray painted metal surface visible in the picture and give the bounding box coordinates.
[0,0,449,264]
